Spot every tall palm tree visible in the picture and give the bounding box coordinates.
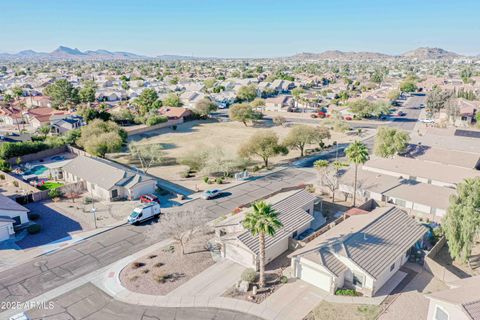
[242,201,283,288]
[345,141,369,207]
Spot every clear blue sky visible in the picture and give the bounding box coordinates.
[1,0,479,57]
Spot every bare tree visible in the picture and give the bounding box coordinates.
[62,183,84,203]
[129,141,164,174]
[153,208,210,255]
[314,160,347,203]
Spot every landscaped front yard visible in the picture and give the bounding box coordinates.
[119,233,215,295]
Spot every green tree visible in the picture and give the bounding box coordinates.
[374,127,410,158]
[162,93,182,107]
[236,84,257,102]
[76,119,126,157]
[399,80,417,93]
[284,125,331,157]
[426,88,452,115]
[78,82,96,104]
[228,103,262,126]
[38,125,51,138]
[444,178,480,263]
[11,86,23,100]
[349,99,374,118]
[250,98,265,108]
[133,88,162,115]
[239,130,287,168]
[44,79,80,109]
[194,98,217,118]
[345,141,369,206]
[3,93,13,104]
[242,201,283,288]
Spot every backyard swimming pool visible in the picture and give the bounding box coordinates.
[23,165,48,176]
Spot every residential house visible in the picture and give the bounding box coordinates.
[24,107,69,129]
[264,95,294,112]
[158,107,192,121]
[0,106,24,125]
[426,276,480,320]
[180,91,205,109]
[0,193,30,242]
[214,189,321,269]
[62,155,157,201]
[289,206,426,296]
[51,115,84,134]
[23,96,52,108]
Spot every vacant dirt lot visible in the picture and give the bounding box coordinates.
[112,119,370,191]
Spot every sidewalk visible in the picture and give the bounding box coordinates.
[94,244,327,320]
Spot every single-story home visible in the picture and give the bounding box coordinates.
[0,193,30,242]
[0,106,24,125]
[264,95,295,112]
[338,166,456,221]
[62,155,157,201]
[289,206,426,297]
[214,189,321,270]
[426,276,480,320]
[51,115,84,134]
[158,107,192,120]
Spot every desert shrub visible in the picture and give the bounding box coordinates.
[180,169,191,178]
[28,213,40,221]
[241,268,257,283]
[215,177,223,184]
[154,262,164,268]
[0,173,5,179]
[141,269,150,274]
[335,288,359,296]
[130,275,139,282]
[148,254,157,259]
[132,261,145,269]
[27,223,41,234]
[154,273,168,283]
[203,176,209,183]
[0,159,11,172]
[252,165,260,172]
[280,276,288,284]
[48,189,62,199]
[146,115,168,126]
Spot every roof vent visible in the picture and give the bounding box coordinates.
[363,233,368,241]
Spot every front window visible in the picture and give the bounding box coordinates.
[352,273,364,287]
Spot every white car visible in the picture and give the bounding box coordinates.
[202,189,221,200]
[419,118,435,123]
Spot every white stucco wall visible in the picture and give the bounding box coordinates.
[427,299,469,320]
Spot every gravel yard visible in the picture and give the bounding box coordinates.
[120,233,215,295]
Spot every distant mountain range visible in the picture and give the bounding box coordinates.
[0,46,203,61]
[0,45,471,61]
[288,47,463,61]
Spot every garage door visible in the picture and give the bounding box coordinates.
[0,225,10,242]
[225,243,254,268]
[131,182,156,199]
[298,263,332,292]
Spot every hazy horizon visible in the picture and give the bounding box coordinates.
[2,0,480,58]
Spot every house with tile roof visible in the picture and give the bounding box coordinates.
[427,275,480,320]
[62,155,157,201]
[213,189,322,270]
[289,206,426,296]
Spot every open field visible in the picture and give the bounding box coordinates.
[112,119,372,191]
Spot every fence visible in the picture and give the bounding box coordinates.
[124,118,184,136]
[299,213,351,244]
[423,236,461,283]
[7,145,68,165]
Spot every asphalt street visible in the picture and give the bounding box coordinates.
[25,283,262,320]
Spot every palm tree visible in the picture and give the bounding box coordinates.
[345,141,369,207]
[242,201,283,288]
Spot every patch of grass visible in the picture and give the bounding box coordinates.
[38,181,64,191]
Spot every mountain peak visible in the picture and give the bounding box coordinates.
[401,47,460,59]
